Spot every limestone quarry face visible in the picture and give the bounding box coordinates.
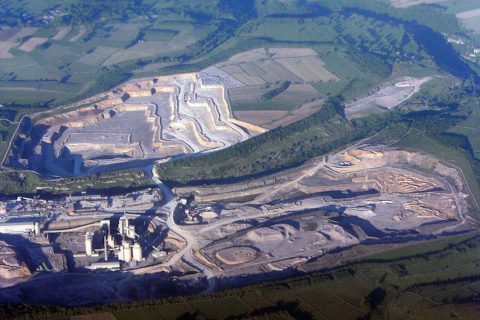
[345,76,432,119]
[10,73,265,176]
[176,144,477,277]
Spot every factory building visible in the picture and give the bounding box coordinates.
[0,221,41,235]
[85,261,120,270]
[77,216,145,267]
[118,240,143,263]
[119,216,136,239]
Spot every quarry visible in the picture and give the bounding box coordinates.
[345,76,432,118]
[0,51,474,305]
[0,136,476,305]
[6,48,432,176]
[8,72,265,176]
[170,143,476,280]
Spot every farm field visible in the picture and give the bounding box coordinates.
[0,20,210,105]
[449,114,480,159]
[390,0,449,7]
[215,47,338,126]
[217,47,340,126]
[448,1,480,35]
[233,110,288,128]
[401,0,480,34]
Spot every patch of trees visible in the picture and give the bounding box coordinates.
[155,98,394,184]
[0,169,155,198]
[0,8,36,27]
[340,6,477,82]
[260,81,291,101]
[219,0,257,21]
[62,0,151,24]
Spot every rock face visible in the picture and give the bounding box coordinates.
[0,241,31,282]
[9,73,266,176]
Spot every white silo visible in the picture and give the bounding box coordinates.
[127,225,136,239]
[132,243,142,262]
[85,232,93,256]
[34,222,41,236]
[122,240,132,262]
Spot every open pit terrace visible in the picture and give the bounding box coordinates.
[168,144,476,280]
[9,72,265,176]
[0,140,477,304]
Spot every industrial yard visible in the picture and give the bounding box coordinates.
[0,52,474,305]
[0,137,476,305]
[169,143,476,281]
[0,45,474,305]
[3,0,480,318]
[0,187,169,283]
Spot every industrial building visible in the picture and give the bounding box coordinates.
[85,261,120,270]
[0,221,41,235]
[77,215,144,269]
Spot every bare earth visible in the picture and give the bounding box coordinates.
[170,142,476,284]
[234,110,288,127]
[390,0,448,8]
[69,25,86,42]
[345,76,432,118]
[52,26,72,41]
[17,37,48,52]
[0,27,37,59]
[457,8,480,19]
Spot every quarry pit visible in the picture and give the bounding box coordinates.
[173,143,476,279]
[9,72,265,176]
[0,51,474,304]
[0,122,477,305]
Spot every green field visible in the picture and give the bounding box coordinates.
[443,0,480,14]
[449,114,480,159]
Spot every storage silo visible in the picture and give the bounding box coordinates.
[122,240,132,262]
[132,243,142,262]
[85,232,93,256]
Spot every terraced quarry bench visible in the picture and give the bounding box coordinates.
[10,73,265,176]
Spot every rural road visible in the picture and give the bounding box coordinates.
[151,168,217,292]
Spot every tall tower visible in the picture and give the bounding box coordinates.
[85,232,93,256]
[132,243,142,262]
